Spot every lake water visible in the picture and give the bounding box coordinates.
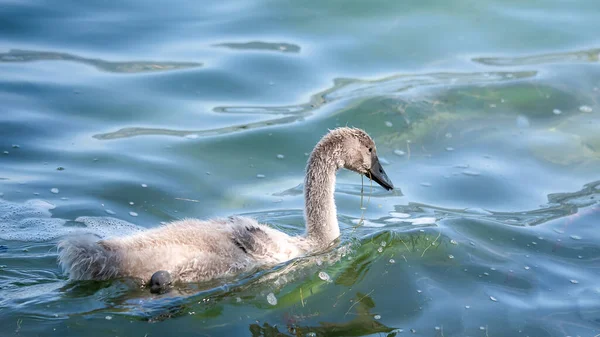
[1,0,600,336]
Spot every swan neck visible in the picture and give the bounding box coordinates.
[304,144,341,248]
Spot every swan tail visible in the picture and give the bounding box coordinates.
[57,235,120,280]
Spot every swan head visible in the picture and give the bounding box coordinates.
[330,127,394,191]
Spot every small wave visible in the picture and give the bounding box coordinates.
[213,41,301,53]
[94,70,535,140]
[0,49,202,73]
[384,181,599,227]
[473,47,600,67]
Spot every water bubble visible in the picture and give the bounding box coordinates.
[141,184,148,188]
[450,239,458,245]
[56,167,65,171]
[465,305,470,309]
[490,296,498,302]
[417,289,422,293]
[379,157,390,165]
[256,174,265,179]
[318,271,331,282]
[445,133,452,138]
[479,326,485,331]
[489,104,496,108]
[446,147,454,151]
[12,144,19,149]
[373,314,381,320]
[50,188,59,194]
[389,259,395,264]
[129,212,138,217]
[305,333,317,337]
[185,134,199,139]
[483,272,489,276]
[420,182,431,187]
[579,105,593,113]
[385,121,393,127]
[448,254,455,259]
[553,109,562,115]
[524,266,530,270]
[393,149,405,156]
[570,279,579,284]
[129,202,134,205]
[105,209,116,215]
[570,235,582,240]
[377,247,383,253]
[105,316,112,320]
[276,154,285,159]
[380,241,387,247]
[2,151,8,155]
[266,292,277,305]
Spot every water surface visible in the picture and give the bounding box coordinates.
[1,0,600,336]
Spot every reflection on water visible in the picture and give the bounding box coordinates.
[249,292,395,337]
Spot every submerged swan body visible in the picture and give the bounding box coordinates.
[57,127,394,287]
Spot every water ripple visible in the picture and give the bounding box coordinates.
[473,47,600,67]
[93,70,537,140]
[0,49,203,73]
[213,41,301,53]
[385,180,599,227]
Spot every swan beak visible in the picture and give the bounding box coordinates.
[368,157,394,191]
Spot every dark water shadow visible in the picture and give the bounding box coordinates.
[0,49,202,73]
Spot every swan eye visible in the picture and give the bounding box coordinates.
[368,147,372,153]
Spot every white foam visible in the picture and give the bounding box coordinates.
[0,199,66,241]
[0,198,144,242]
[74,216,143,238]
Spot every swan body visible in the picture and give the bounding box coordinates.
[57,127,394,288]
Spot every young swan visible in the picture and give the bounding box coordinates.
[57,127,394,292]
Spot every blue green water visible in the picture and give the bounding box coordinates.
[1,0,600,336]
